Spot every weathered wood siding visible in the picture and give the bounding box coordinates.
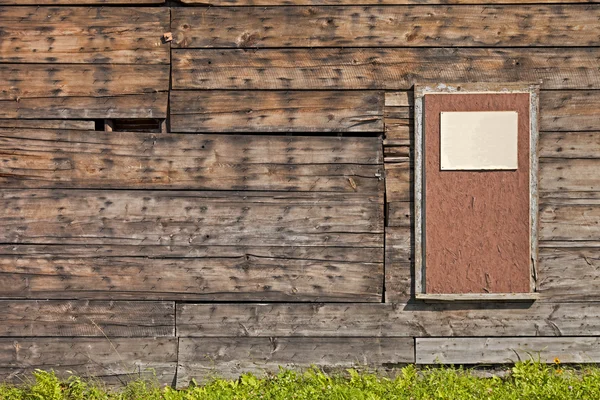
[0,0,598,387]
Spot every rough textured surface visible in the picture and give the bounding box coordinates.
[424,93,531,294]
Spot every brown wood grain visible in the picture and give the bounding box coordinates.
[176,301,600,337]
[384,226,411,303]
[177,337,414,387]
[1,0,163,3]
[0,129,382,192]
[0,119,94,130]
[540,91,600,131]
[180,0,600,5]
[172,6,600,48]
[0,338,177,386]
[0,301,174,336]
[170,91,384,133]
[172,48,600,90]
[0,7,169,64]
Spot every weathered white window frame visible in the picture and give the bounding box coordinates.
[414,83,540,301]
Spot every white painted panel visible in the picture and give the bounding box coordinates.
[440,111,518,170]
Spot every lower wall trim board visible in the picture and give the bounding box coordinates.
[416,337,600,365]
[176,337,414,388]
[0,338,178,386]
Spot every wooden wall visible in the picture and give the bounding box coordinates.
[0,0,599,388]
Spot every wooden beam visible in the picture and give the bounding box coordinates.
[172,6,600,48]
[0,129,382,192]
[416,337,600,364]
[170,91,384,133]
[172,48,600,90]
[0,301,174,337]
[177,337,414,387]
[0,338,177,386]
[0,7,169,64]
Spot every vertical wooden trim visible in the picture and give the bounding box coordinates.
[413,83,540,300]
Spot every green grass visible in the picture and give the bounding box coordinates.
[1,361,599,400]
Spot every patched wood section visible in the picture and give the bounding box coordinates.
[172,6,600,48]
[176,337,414,386]
[0,129,382,192]
[416,337,600,364]
[0,190,383,301]
[177,302,600,337]
[170,91,384,133]
[0,338,177,385]
[0,301,174,337]
[172,48,600,90]
[0,7,169,64]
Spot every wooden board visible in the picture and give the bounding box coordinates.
[0,190,383,301]
[0,129,382,192]
[0,7,169,64]
[172,6,600,48]
[172,48,600,90]
[540,200,600,241]
[540,132,600,158]
[180,0,600,4]
[384,162,410,202]
[384,226,411,303]
[0,338,177,386]
[1,0,163,3]
[170,91,384,133]
[540,159,600,194]
[540,91,600,131]
[177,337,414,387]
[416,337,600,364]
[0,93,168,119]
[176,302,600,338]
[0,119,94,130]
[0,301,174,336]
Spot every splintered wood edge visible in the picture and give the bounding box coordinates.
[413,82,541,299]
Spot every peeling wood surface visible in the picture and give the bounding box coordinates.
[176,302,600,337]
[0,129,382,192]
[0,7,169,64]
[172,48,600,90]
[0,301,174,337]
[176,337,414,386]
[416,337,600,364]
[170,91,384,133]
[172,6,600,48]
[0,338,177,385]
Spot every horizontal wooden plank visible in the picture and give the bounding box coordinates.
[0,300,174,336]
[177,337,414,386]
[172,48,600,90]
[0,64,169,100]
[540,159,600,194]
[385,162,410,202]
[0,254,383,301]
[0,338,176,386]
[416,337,600,364]
[177,301,600,337]
[181,0,600,4]
[172,6,600,49]
[540,132,600,158]
[0,7,169,64]
[0,119,94,130]
[540,91,600,131]
[1,0,163,4]
[170,91,384,133]
[0,93,168,119]
[0,129,382,192]
[385,92,412,107]
[540,200,600,241]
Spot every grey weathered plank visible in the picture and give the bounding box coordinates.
[385,162,410,202]
[172,6,600,49]
[540,159,600,194]
[1,0,163,3]
[540,91,600,132]
[416,337,600,364]
[177,302,600,338]
[170,91,384,133]
[387,202,411,228]
[0,119,94,130]
[0,64,169,100]
[172,48,600,90]
[384,226,411,303]
[0,129,382,192]
[0,93,168,119]
[540,200,600,241]
[0,301,174,337]
[540,132,600,158]
[176,337,414,386]
[0,338,177,386]
[0,7,169,64]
